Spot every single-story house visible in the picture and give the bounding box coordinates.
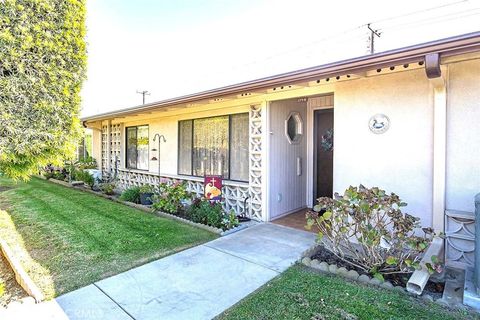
[83,31,480,270]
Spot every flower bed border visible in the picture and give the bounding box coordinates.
[0,240,44,303]
[43,177,248,236]
[300,245,465,310]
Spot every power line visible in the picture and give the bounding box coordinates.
[368,0,468,24]
[190,0,477,83]
[378,7,480,31]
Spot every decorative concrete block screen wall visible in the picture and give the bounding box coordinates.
[445,210,475,268]
[103,104,265,221]
[117,170,253,219]
[248,105,263,221]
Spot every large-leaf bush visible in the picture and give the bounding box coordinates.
[0,0,87,180]
[306,185,440,277]
[152,181,189,214]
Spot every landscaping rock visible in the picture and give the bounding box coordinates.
[302,257,312,266]
[381,281,394,289]
[421,294,434,303]
[435,298,450,307]
[318,262,329,272]
[328,264,338,274]
[454,303,469,311]
[358,274,370,283]
[394,286,406,293]
[337,267,348,277]
[310,259,321,268]
[369,278,382,286]
[346,270,359,280]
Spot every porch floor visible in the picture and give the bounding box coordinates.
[272,209,316,233]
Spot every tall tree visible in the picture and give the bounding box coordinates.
[0,0,87,180]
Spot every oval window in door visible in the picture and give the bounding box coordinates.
[285,112,303,144]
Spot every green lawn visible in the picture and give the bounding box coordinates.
[218,265,479,320]
[0,176,217,299]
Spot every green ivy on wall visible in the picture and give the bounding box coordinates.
[0,0,87,180]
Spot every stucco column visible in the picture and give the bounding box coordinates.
[91,125,102,170]
[427,54,447,233]
[432,81,446,232]
[106,120,112,174]
[261,101,270,222]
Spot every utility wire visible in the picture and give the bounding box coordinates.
[378,7,480,31]
[368,0,469,24]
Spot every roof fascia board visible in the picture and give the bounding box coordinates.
[82,32,480,123]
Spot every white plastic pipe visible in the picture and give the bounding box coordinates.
[406,236,444,295]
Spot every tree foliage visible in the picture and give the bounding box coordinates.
[0,0,87,180]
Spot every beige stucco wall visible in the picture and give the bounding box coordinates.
[333,69,434,227]
[89,54,480,225]
[92,129,102,170]
[446,59,480,213]
[120,104,250,178]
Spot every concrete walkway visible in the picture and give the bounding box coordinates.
[3,223,315,320]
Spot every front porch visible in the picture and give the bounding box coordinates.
[272,209,313,233]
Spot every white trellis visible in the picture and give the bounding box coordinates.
[101,124,108,173]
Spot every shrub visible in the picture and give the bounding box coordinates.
[0,0,87,180]
[187,199,224,228]
[52,171,67,181]
[152,181,189,214]
[222,209,240,230]
[100,182,116,195]
[75,170,94,189]
[77,156,97,170]
[186,199,239,230]
[43,171,54,180]
[120,186,141,204]
[306,185,439,278]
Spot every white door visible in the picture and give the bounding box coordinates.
[269,98,307,220]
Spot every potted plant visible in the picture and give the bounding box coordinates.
[139,184,154,205]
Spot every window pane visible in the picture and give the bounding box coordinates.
[136,125,149,170]
[178,120,193,175]
[193,116,229,178]
[230,113,249,181]
[126,127,137,169]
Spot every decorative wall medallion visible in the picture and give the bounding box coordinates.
[369,114,390,134]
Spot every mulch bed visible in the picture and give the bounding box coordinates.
[0,254,28,307]
[311,246,444,299]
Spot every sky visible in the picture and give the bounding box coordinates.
[81,0,480,117]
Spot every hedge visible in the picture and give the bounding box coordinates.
[0,0,87,180]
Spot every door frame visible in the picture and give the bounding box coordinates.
[306,102,334,207]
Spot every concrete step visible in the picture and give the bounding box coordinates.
[442,267,465,308]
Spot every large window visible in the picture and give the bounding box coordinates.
[126,125,149,170]
[178,113,249,181]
